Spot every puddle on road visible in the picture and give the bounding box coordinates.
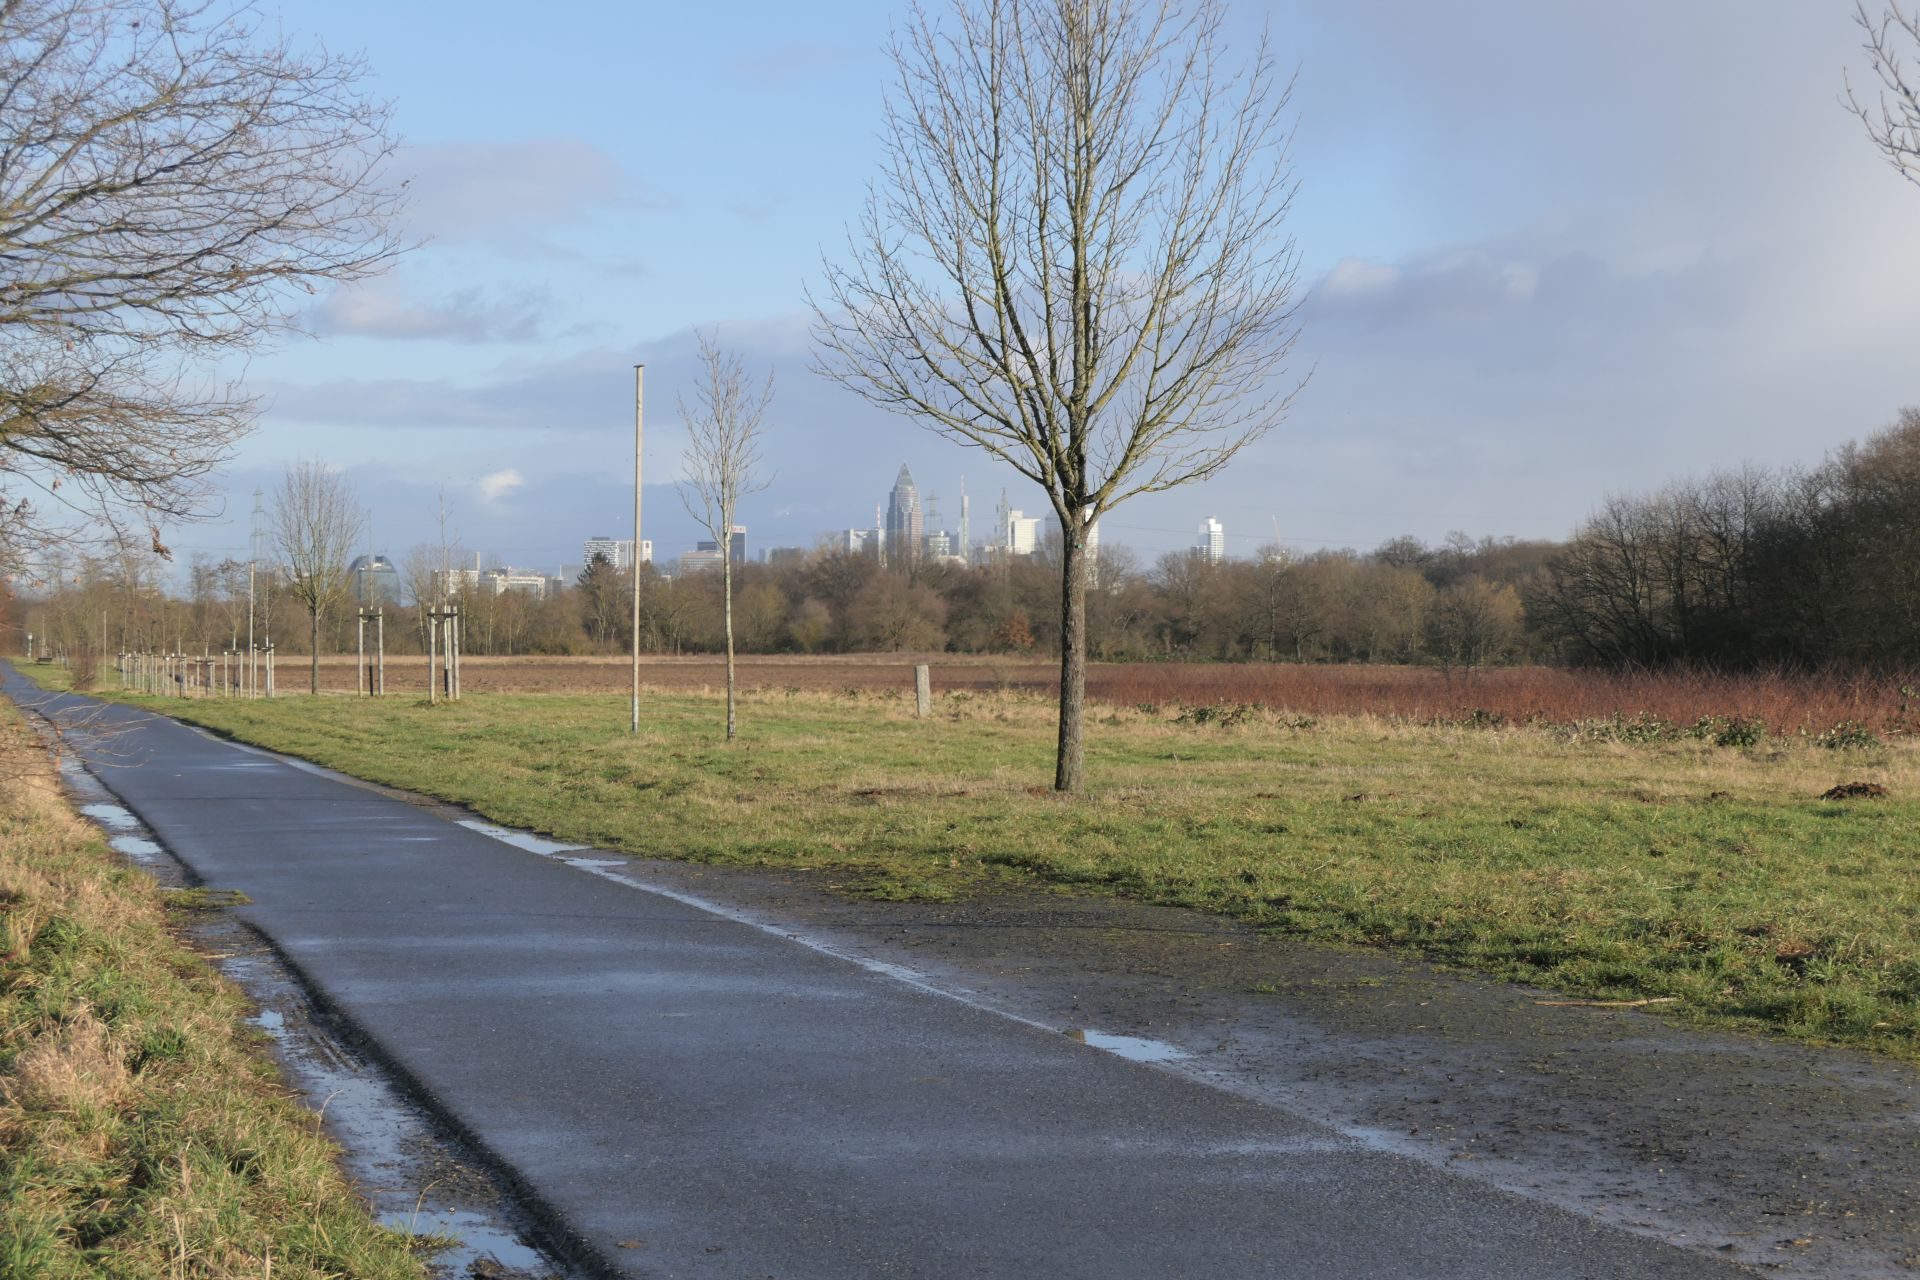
[456,818,587,857]
[228,948,567,1278]
[108,834,166,864]
[398,1210,548,1273]
[80,801,139,830]
[1066,1028,1190,1063]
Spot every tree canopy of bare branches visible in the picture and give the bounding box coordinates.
[271,460,362,694]
[678,332,772,741]
[1852,3,1920,187]
[812,0,1303,791]
[0,0,404,571]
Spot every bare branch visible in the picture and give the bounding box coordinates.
[0,0,407,575]
[1850,1,1920,188]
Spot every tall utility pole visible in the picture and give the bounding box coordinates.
[631,364,644,735]
[249,488,265,696]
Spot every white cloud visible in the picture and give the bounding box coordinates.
[310,280,547,344]
[477,469,524,503]
[392,138,676,243]
[1320,258,1398,298]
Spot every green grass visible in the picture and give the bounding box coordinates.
[20,660,1920,1060]
[0,697,430,1278]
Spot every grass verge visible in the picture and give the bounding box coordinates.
[0,696,428,1278]
[19,661,1920,1062]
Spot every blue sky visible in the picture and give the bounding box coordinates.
[175,0,1920,573]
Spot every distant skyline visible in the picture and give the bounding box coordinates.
[153,1,1920,577]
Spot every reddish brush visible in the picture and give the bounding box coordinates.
[1068,664,1919,736]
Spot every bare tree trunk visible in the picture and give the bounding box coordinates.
[723,558,738,742]
[1055,528,1089,793]
[309,608,320,694]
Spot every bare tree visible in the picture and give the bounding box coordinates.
[678,333,772,741]
[271,461,363,694]
[0,0,404,573]
[813,0,1304,791]
[1852,2,1920,186]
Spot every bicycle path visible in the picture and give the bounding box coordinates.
[3,667,1749,1279]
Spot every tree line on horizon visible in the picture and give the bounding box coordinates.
[13,410,1918,676]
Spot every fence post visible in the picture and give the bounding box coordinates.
[915,664,931,718]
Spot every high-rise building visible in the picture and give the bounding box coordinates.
[885,465,923,567]
[678,548,725,576]
[1197,517,1225,564]
[581,537,651,569]
[729,525,746,566]
[959,476,971,559]
[348,554,399,605]
[1004,510,1041,555]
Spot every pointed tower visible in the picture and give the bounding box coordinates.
[885,464,923,567]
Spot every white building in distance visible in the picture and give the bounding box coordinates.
[1197,517,1225,564]
[1003,510,1042,556]
[677,547,726,576]
[581,536,651,568]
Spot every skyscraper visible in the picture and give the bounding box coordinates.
[885,465,923,567]
[1197,517,1226,564]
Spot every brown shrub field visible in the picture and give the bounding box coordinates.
[254,655,1918,736]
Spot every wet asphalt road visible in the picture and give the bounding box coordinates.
[5,669,1753,1279]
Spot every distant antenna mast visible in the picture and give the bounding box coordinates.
[959,476,970,557]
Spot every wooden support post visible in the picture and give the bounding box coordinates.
[915,664,932,718]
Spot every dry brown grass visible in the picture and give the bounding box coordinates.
[1088,664,1920,735]
[226,655,1919,737]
